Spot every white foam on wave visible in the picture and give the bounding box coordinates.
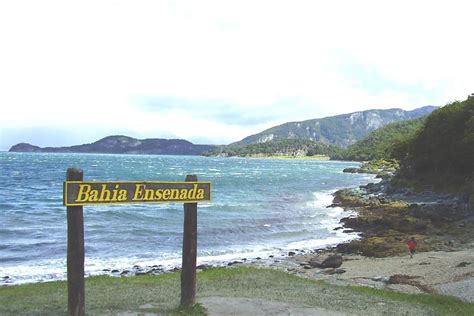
[0,258,67,285]
[286,232,359,250]
[306,191,334,209]
[196,248,274,265]
[0,256,150,285]
[100,246,275,270]
[196,203,213,208]
[0,246,276,285]
[287,190,360,251]
[327,207,344,217]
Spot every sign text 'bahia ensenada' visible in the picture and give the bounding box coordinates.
[64,181,211,206]
[64,170,206,315]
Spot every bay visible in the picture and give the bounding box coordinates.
[0,152,374,284]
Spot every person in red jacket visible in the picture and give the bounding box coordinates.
[407,237,417,258]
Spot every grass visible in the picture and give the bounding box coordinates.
[1,267,473,315]
[350,285,474,316]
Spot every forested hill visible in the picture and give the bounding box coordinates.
[232,106,438,148]
[343,117,426,161]
[9,136,216,155]
[203,139,343,158]
[396,96,474,182]
[207,116,426,160]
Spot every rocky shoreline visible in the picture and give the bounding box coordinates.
[332,176,474,258]
[258,163,474,302]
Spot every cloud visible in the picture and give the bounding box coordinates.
[135,96,282,125]
[0,0,473,149]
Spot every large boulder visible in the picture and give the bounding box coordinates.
[343,168,359,173]
[309,254,343,268]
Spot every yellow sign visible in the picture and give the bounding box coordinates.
[64,181,212,206]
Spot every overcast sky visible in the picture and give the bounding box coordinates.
[1,0,473,150]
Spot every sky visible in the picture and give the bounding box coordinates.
[1,0,473,150]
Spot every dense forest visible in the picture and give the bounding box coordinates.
[395,96,474,182]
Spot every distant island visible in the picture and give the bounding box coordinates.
[8,135,217,155]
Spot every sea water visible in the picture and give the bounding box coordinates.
[0,152,374,284]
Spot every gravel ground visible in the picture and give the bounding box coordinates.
[435,277,474,303]
[269,248,474,302]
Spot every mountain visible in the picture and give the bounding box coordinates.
[343,116,427,161]
[9,136,216,155]
[232,106,438,148]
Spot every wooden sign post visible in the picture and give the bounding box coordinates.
[64,169,211,315]
[181,175,198,306]
[66,168,85,316]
